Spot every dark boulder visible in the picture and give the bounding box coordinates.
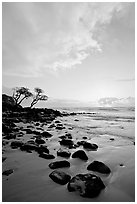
[72,150,88,161]
[67,173,105,198]
[77,140,86,146]
[11,141,23,149]
[31,130,41,135]
[20,142,38,152]
[2,94,22,111]
[49,160,70,169]
[35,138,45,144]
[83,142,98,151]
[56,126,65,130]
[2,123,12,134]
[3,134,16,140]
[55,120,61,124]
[35,122,40,126]
[65,133,72,139]
[27,140,35,145]
[77,141,98,151]
[25,129,34,134]
[2,169,14,176]
[2,157,7,162]
[41,131,53,138]
[39,153,55,159]
[57,148,71,158]
[87,161,111,174]
[59,139,74,147]
[37,145,49,154]
[82,136,88,139]
[48,124,56,128]
[49,170,71,185]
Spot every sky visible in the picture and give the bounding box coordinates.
[2,2,135,101]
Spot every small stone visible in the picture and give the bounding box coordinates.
[119,163,124,167]
[82,136,88,139]
[39,153,55,159]
[110,138,115,141]
[87,161,111,174]
[72,150,88,161]
[49,160,70,169]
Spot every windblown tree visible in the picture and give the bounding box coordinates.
[12,87,33,106]
[30,88,48,108]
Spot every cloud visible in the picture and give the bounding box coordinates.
[2,2,133,77]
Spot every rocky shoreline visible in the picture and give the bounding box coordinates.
[2,94,135,201]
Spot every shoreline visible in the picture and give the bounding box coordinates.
[2,103,135,202]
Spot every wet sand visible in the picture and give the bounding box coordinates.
[2,108,135,202]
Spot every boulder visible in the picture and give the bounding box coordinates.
[67,173,105,198]
[35,122,40,126]
[2,157,7,162]
[87,161,111,174]
[49,160,70,169]
[37,145,49,154]
[11,141,23,149]
[39,153,55,159]
[56,126,65,130]
[41,131,53,138]
[25,129,33,134]
[77,141,98,151]
[59,139,74,147]
[83,142,98,151]
[2,169,14,176]
[2,94,22,111]
[35,138,45,144]
[49,170,71,185]
[3,134,16,140]
[72,150,88,161]
[57,148,71,158]
[55,120,61,123]
[20,142,38,152]
[2,123,12,134]
[82,136,88,139]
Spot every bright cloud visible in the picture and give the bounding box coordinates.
[2,2,132,76]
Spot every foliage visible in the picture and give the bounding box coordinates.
[12,87,33,105]
[30,88,48,108]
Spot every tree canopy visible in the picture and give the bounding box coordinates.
[30,88,48,108]
[12,87,33,105]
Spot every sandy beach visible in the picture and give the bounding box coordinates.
[2,107,135,202]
